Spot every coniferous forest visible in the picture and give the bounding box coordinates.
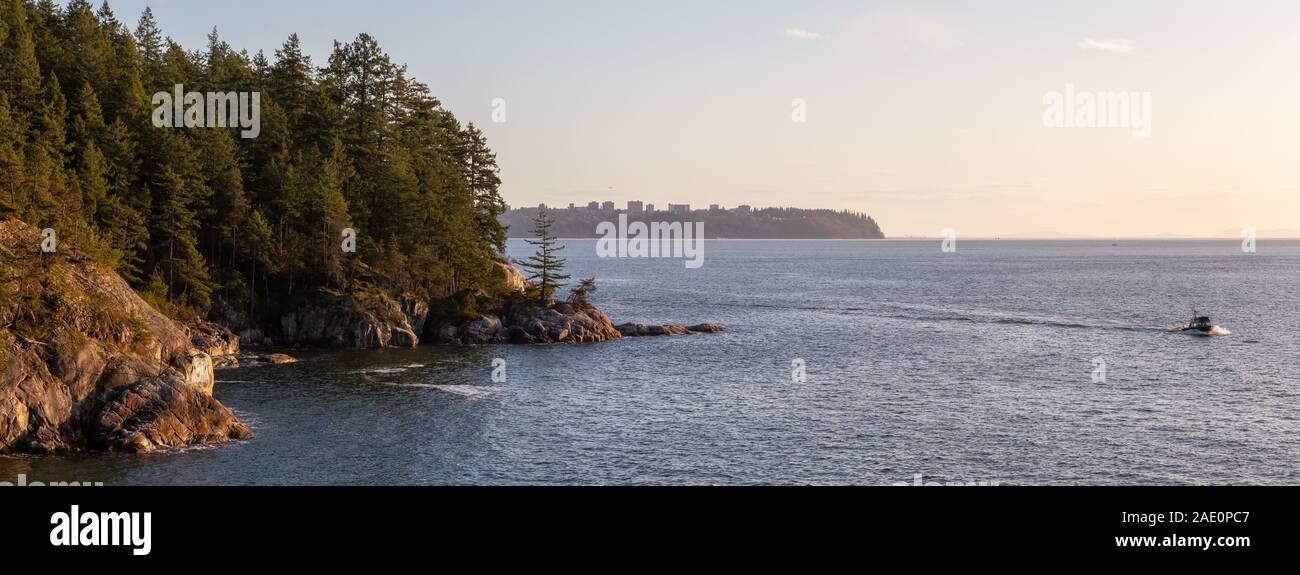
[0,0,510,322]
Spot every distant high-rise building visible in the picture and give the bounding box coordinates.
[736,204,752,214]
[601,201,616,211]
[568,203,576,210]
[627,200,644,212]
[709,204,721,212]
[668,203,690,214]
[645,203,656,212]
[587,201,599,210]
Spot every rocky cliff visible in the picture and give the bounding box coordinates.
[273,289,422,349]
[0,220,251,454]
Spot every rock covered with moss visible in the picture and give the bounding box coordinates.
[0,220,251,454]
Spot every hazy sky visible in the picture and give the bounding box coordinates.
[116,0,1300,237]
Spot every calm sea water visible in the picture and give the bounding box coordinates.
[4,239,1299,485]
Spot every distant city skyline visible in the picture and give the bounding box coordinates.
[118,0,1300,237]
[509,200,1300,238]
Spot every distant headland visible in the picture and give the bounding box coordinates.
[501,202,885,239]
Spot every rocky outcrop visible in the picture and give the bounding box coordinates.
[496,261,529,293]
[189,321,240,357]
[425,302,623,344]
[277,289,420,349]
[614,322,732,337]
[84,374,248,453]
[189,321,240,368]
[401,297,430,335]
[253,353,297,365]
[0,219,252,454]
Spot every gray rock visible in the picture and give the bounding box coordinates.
[85,375,252,453]
[462,315,504,344]
[0,219,251,454]
[507,325,535,344]
[276,292,421,349]
[389,326,419,348]
[687,323,730,333]
[497,262,530,292]
[253,353,297,365]
[615,322,728,337]
[402,297,430,335]
[189,321,240,358]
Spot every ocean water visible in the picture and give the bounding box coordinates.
[4,239,1299,485]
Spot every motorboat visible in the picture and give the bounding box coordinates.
[1181,307,1217,335]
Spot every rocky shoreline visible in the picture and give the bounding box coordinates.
[234,300,731,348]
[217,262,727,349]
[0,220,251,454]
[1,219,728,455]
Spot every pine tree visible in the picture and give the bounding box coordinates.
[517,207,569,303]
[0,0,44,122]
[0,3,520,322]
[463,122,507,254]
[134,6,163,86]
[568,278,597,310]
[270,33,312,134]
[0,94,24,217]
[150,166,211,310]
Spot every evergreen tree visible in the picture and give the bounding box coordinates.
[133,6,163,86]
[463,122,507,254]
[1,2,519,322]
[517,207,569,303]
[0,95,24,217]
[568,278,597,310]
[0,0,43,122]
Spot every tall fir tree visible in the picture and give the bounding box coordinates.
[517,207,569,303]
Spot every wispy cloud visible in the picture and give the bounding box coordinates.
[1077,38,1136,53]
[784,28,823,40]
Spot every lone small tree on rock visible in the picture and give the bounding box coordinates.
[517,207,569,304]
[568,277,597,310]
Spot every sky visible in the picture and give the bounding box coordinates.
[104,0,1300,237]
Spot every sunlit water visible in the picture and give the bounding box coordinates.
[4,239,1299,485]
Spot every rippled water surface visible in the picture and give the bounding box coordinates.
[4,239,1299,485]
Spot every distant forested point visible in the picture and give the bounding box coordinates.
[501,205,885,239]
[0,0,509,321]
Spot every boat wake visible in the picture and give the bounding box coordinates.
[871,303,1169,333]
[714,298,1231,336]
[1168,325,1232,336]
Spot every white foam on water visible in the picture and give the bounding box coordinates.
[1173,325,1232,336]
[379,382,502,398]
[353,363,429,376]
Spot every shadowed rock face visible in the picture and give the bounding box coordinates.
[614,322,732,337]
[424,298,730,345]
[277,292,421,349]
[0,219,252,454]
[425,302,624,345]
